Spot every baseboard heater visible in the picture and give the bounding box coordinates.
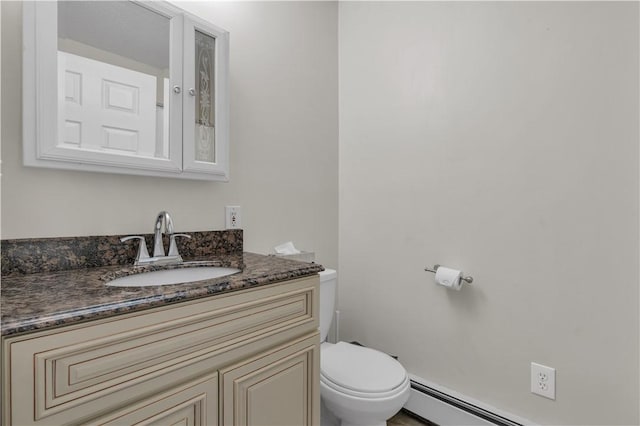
[407,380,524,426]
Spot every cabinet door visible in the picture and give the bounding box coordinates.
[220,332,320,426]
[87,372,218,426]
[24,1,185,175]
[182,15,230,180]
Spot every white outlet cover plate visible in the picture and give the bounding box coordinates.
[225,206,241,229]
[531,362,556,400]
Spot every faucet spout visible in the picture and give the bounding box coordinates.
[121,211,189,266]
[153,211,174,257]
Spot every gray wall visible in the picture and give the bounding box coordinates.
[1,1,339,269]
[338,2,639,424]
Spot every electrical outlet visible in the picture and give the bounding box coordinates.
[531,362,555,400]
[225,206,241,229]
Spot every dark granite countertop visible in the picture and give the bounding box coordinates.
[1,252,323,337]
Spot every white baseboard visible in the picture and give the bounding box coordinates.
[404,387,496,426]
[404,374,535,426]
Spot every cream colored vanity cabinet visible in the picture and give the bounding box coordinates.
[220,333,319,425]
[23,0,230,181]
[1,276,320,425]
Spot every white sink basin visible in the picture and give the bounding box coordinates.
[106,267,241,287]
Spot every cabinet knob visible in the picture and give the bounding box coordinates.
[188,88,196,96]
[173,85,182,94]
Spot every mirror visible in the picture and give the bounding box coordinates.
[57,1,171,159]
[23,0,230,181]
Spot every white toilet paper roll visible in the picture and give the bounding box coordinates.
[435,266,463,291]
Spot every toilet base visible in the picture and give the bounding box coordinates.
[321,402,387,426]
[321,406,386,426]
[320,377,410,426]
[321,400,340,426]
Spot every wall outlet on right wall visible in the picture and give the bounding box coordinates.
[531,362,556,400]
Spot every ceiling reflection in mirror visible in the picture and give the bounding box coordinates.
[57,1,171,159]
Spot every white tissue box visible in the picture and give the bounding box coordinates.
[274,251,315,263]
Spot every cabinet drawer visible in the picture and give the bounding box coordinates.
[3,276,318,425]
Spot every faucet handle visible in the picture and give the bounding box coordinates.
[168,234,191,257]
[121,236,150,264]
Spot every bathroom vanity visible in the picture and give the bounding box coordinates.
[1,231,322,425]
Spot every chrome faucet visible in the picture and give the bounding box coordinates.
[153,211,174,257]
[121,211,191,266]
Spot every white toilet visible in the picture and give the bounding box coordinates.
[319,269,411,426]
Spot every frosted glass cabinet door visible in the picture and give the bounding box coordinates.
[182,16,230,179]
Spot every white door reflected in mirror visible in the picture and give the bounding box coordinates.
[57,1,171,159]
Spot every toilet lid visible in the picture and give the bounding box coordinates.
[321,342,407,394]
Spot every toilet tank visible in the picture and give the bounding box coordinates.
[318,269,337,342]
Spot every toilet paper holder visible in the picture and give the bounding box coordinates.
[424,264,474,284]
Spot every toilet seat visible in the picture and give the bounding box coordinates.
[321,372,410,400]
[320,342,408,398]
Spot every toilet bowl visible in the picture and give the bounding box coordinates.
[319,270,410,426]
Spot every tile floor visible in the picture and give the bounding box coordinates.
[388,409,438,426]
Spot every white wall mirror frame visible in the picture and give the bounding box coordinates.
[22,1,230,181]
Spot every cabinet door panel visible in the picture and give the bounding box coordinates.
[182,15,229,179]
[25,1,185,175]
[221,332,320,426]
[87,372,218,426]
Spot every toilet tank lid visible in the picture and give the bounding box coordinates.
[318,269,337,282]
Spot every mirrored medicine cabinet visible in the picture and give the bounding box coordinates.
[23,0,230,181]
